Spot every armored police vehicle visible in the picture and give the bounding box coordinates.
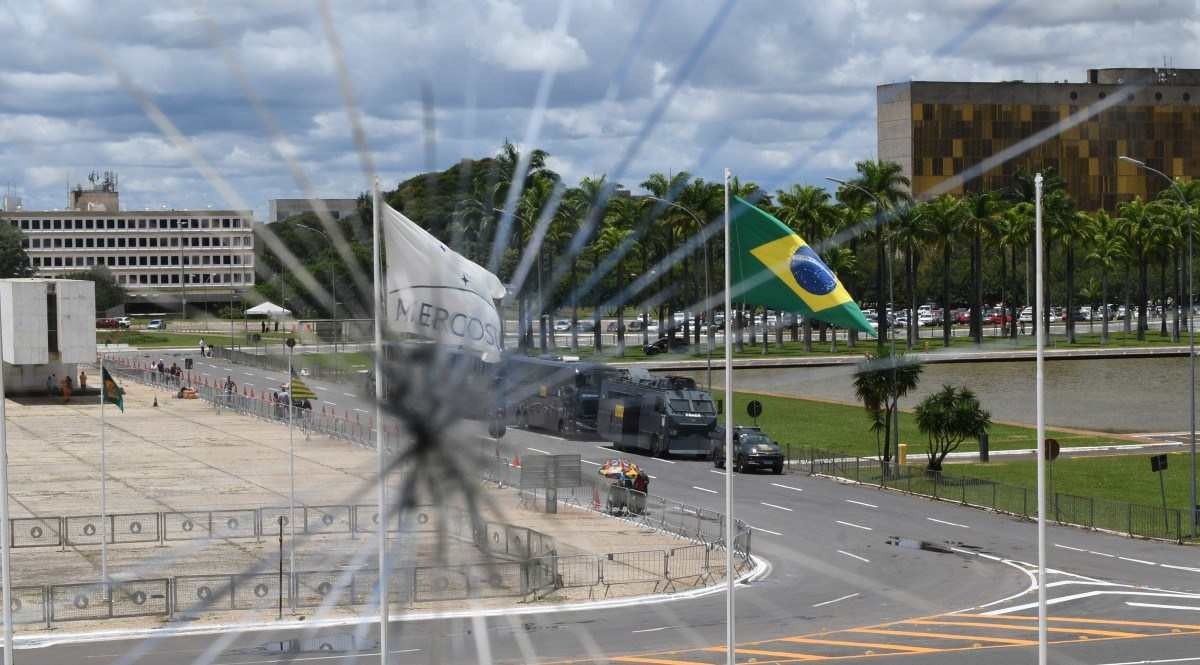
[596,371,718,457]
[504,355,626,434]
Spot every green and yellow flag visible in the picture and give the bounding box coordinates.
[101,366,124,412]
[290,375,317,401]
[731,195,875,334]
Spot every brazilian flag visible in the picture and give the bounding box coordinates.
[731,195,875,334]
[101,366,124,412]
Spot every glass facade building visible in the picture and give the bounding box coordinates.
[878,68,1200,210]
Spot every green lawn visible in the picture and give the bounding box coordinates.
[295,351,372,371]
[716,391,1115,460]
[97,329,295,349]
[953,454,1196,513]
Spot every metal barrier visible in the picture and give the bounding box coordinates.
[49,579,169,623]
[788,445,1196,543]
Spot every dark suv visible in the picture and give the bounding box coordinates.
[712,426,783,474]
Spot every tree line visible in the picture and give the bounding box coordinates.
[256,140,1199,353]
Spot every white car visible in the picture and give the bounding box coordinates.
[553,319,571,332]
[1018,307,1033,323]
[146,319,166,330]
[116,316,132,329]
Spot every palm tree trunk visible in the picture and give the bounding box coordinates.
[1138,248,1149,340]
[1065,242,1075,344]
[906,248,916,350]
[762,307,770,355]
[775,311,784,346]
[1123,264,1132,335]
[570,258,579,351]
[617,283,625,356]
[999,247,1008,337]
[802,317,812,352]
[1101,271,1110,344]
[942,242,952,347]
[1010,246,1019,340]
[1160,254,1168,337]
[736,305,744,352]
[1042,243,1053,338]
[641,308,649,347]
[1174,247,1182,342]
[972,224,983,343]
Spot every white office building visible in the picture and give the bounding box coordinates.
[0,173,255,310]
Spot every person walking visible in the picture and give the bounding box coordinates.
[199,337,206,356]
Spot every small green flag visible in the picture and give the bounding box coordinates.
[731,195,875,335]
[290,375,317,400]
[101,367,124,412]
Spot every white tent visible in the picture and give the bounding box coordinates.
[243,301,291,317]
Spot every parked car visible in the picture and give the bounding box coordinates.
[96,318,119,329]
[642,335,690,355]
[954,310,971,325]
[146,319,167,330]
[1018,307,1033,323]
[573,320,596,333]
[712,426,783,474]
[553,319,571,332]
[986,309,1011,325]
[116,316,132,329]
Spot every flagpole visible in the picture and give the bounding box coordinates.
[723,167,735,665]
[1034,172,1048,665]
[287,342,295,608]
[372,176,390,664]
[100,352,108,593]
[0,316,14,665]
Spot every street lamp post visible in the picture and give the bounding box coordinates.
[1120,155,1197,531]
[828,177,900,453]
[646,196,713,392]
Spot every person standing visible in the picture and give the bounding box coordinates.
[78,369,88,391]
[199,337,206,356]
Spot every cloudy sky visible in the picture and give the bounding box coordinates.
[0,0,1195,220]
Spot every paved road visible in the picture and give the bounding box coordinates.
[39,350,1200,664]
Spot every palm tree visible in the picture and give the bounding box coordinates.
[914,385,991,472]
[849,160,912,350]
[853,349,923,467]
[964,192,998,342]
[776,184,836,351]
[925,195,965,347]
[1119,197,1155,340]
[641,172,691,339]
[1150,200,1184,339]
[599,197,647,355]
[993,202,1033,340]
[1085,210,1126,344]
[835,199,874,349]
[890,204,930,349]
[823,246,857,352]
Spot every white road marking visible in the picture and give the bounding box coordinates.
[1125,601,1200,612]
[657,459,677,464]
[323,401,336,406]
[352,408,369,414]
[845,499,877,508]
[926,517,970,529]
[243,372,256,377]
[526,447,551,455]
[314,385,328,390]
[343,392,357,397]
[631,626,673,634]
[212,647,422,664]
[692,486,718,494]
[710,469,726,475]
[1162,563,1200,573]
[747,525,782,536]
[770,482,803,492]
[835,520,872,531]
[1053,543,1087,552]
[1089,550,1116,558]
[837,550,869,563]
[812,593,859,608]
[1118,556,1157,566]
[985,590,1200,615]
[1097,658,1200,665]
[760,502,793,512]
[581,460,601,466]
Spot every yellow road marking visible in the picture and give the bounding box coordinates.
[852,627,1037,646]
[777,636,938,654]
[906,619,1141,638]
[955,613,1200,631]
[614,652,715,657]
[702,647,828,660]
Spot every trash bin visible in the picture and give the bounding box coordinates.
[184,358,193,370]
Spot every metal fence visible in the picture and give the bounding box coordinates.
[783,445,1196,543]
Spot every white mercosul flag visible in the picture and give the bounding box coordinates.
[381,202,506,361]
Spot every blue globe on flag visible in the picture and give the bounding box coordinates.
[789,245,837,296]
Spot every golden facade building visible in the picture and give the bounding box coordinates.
[877,68,1200,210]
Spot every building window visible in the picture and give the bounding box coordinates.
[138,256,147,266]
[190,219,200,229]
[85,219,94,229]
[149,256,158,266]
[31,239,39,248]
[106,238,115,247]
[106,220,114,229]
[54,257,62,267]
[106,257,114,266]
[202,238,210,247]
[86,238,93,248]
[53,238,62,248]
[52,220,61,230]
[86,257,95,267]
[18,220,27,230]
[139,275,147,284]
[19,239,27,249]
